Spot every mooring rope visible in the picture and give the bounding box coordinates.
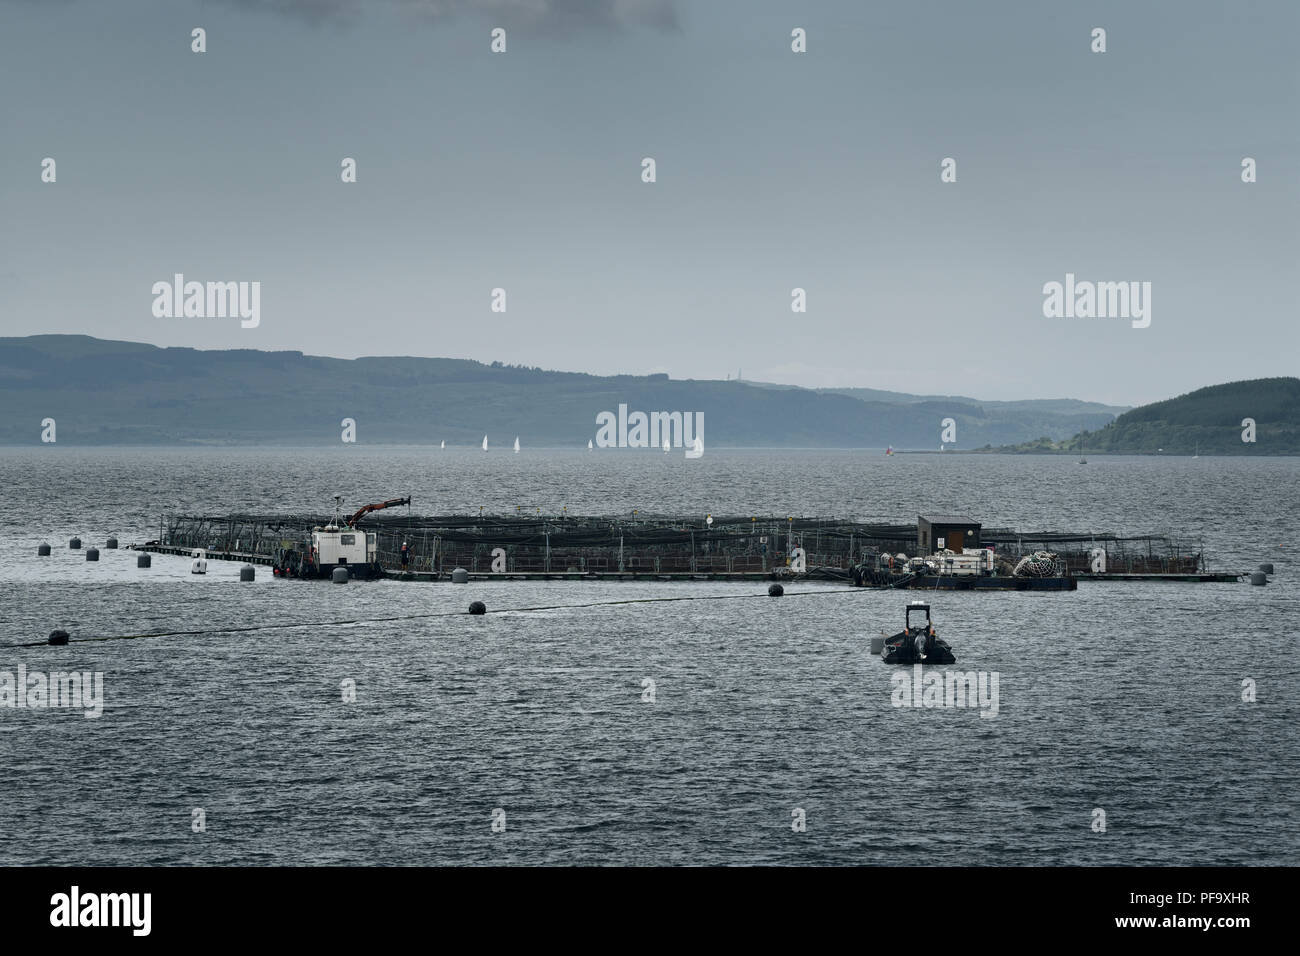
[3,586,866,648]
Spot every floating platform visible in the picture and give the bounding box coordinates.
[882,574,1076,590]
[125,510,1237,588]
[137,544,275,566]
[1074,571,1243,583]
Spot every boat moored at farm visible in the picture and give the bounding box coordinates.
[273,496,407,580]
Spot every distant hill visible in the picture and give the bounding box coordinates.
[989,378,1300,455]
[818,386,1127,416]
[738,380,1127,416]
[817,388,1127,443]
[1,335,1125,447]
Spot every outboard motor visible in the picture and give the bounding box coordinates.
[880,601,956,665]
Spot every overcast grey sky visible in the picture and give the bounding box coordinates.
[1,0,1295,404]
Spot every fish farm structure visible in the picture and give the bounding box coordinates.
[133,508,1238,587]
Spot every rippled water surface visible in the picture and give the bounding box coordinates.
[0,447,1296,865]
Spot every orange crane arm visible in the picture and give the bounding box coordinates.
[347,497,411,527]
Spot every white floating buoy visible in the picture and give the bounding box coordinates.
[191,549,207,575]
[685,437,704,459]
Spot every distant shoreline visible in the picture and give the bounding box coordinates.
[1,443,1295,458]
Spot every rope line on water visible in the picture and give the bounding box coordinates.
[4,586,866,648]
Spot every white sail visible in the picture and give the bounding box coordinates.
[685,436,704,459]
[482,435,488,451]
[514,437,520,453]
[662,437,670,453]
[587,439,593,450]
[440,440,445,449]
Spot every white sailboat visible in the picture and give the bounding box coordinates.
[662,437,670,453]
[685,436,704,459]
[587,439,593,450]
[514,436,520,453]
[482,435,488,451]
[1193,443,1199,459]
[440,440,445,449]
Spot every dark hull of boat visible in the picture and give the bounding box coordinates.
[881,629,956,665]
[275,560,385,580]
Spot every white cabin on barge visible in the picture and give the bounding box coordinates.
[311,524,377,568]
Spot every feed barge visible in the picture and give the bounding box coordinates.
[128,505,1242,587]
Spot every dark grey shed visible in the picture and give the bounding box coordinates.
[918,514,982,553]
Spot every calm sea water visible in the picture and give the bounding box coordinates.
[0,447,1296,865]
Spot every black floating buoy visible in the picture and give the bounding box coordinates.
[137,554,152,568]
[48,629,70,646]
[69,537,81,550]
[105,537,118,549]
[1258,563,1274,575]
[768,583,784,596]
[37,543,51,556]
[239,564,256,582]
[85,548,99,562]
[1249,572,1268,586]
[332,567,349,584]
[469,600,486,615]
[451,567,469,584]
